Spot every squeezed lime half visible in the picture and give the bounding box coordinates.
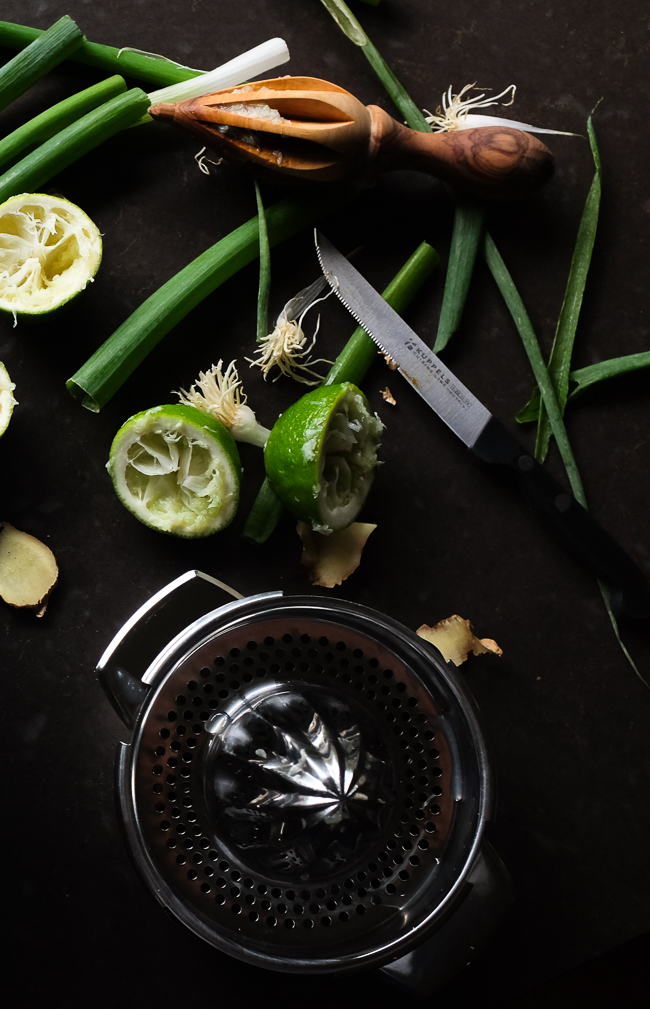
[107,404,242,537]
[0,193,102,319]
[0,361,16,437]
[264,382,383,533]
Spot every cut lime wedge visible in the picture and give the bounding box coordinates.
[264,382,383,533]
[0,361,17,437]
[0,193,102,318]
[107,404,242,537]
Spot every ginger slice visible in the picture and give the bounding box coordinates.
[381,387,397,406]
[417,614,502,666]
[0,522,58,616]
[297,521,376,588]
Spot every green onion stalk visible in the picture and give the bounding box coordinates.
[528,114,602,462]
[0,15,84,112]
[242,241,440,544]
[0,88,152,204]
[0,75,127,172]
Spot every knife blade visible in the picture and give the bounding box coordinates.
[315,229,650,623]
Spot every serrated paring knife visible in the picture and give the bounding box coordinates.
[315,230,650,623]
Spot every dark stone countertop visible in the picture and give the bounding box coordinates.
[2,2,648,1006]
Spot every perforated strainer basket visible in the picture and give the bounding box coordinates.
[99,571,513,995]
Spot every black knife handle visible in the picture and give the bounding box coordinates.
[471,417,650,622]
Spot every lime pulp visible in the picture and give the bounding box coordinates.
[107,404,242,537]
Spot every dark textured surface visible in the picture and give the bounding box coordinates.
[2,2,648,1006]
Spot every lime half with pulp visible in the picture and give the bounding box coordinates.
[264,382,383,533]
[0,361,17,437]
[107,404,242,537]
[0,193,102,320]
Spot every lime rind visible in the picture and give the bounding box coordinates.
[107,404,241,537]
[0,193,102,319]
[0,361,17,437]
[264,382,383,533]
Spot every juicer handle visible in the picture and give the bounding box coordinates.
[97,570,243,727]
[366,106,554,200]
[379,841,515,995]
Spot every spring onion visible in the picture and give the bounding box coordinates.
[176,360,271,448]
[517,352,650,423]
[67,185,361,411]
[243,241,439,544]
[0,15,84,112]
[248,277,332,384]
[0,88,151,205]
[0,76,127,172]
[324,241,439,386]
[146,38,289,107]
[434,199,486,353]
[483,232,586,503]
[568,353,650,400]
[255,181,271,344]
[532,114,602,462]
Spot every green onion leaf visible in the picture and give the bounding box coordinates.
[434,200,486,353]
[568,352,650,400]
[0,20,202,88]
[0,15,84,112]
[318,1,368,45]
[518,352,650,422]
[482,232,586,505]
[243,241,439,544]
[67,186,361,411]
[254,181,271,344]
[0,88,151,205]
[0,75,127,173]
[533,114,602,461]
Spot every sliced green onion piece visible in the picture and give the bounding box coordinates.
[434,200,486,353]
[243,241,439,544]
[0,20,202,88]
[67,185,360,411]
[0,15,84,112]
[254,181,271,343]
[533,114,602,462]
[0,88,151,205]
[0,76,127,172]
